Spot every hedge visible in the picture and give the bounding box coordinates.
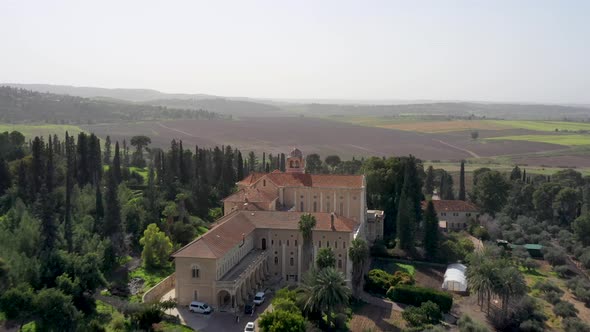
[386,285,453,312]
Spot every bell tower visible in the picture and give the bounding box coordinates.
[286,148,305,173]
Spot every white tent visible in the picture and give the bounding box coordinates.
[442,263,467,292]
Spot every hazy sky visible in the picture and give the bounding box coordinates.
[2,0,589,103]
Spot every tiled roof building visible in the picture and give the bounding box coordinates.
[173,148,382,311]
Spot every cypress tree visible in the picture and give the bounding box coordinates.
[459,161,466,200]
[122,139,129,167]
[16,160,27,200]
[95,180,104,232]
[0,158,10,197]
[262,152,266,172]
[396,165,416,250]
[425,166,434,195]
[64,132,74,252]
[88,134,102,185]
[280,153,286,172]
[423,200,439,259]
[38,185,56,252]
[522,169,527,182]
[76,133,90,186]
[103,136,112,165]
[103,169,121,238]
[112,142,122,184]
[45,137,54,192]
[510,165,522,181]
[31,137,44,195]
[237,151,244,180]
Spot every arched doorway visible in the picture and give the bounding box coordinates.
[218,290,231,308]
[261,238,267,250]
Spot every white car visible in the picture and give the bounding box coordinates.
[189,301,212,314]
[253,292,265,305]
[244,322,255,332]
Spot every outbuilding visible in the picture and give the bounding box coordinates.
[442,263,467,292]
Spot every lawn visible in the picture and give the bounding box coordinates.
[0,123,86,139]
[129,264,175,302]
[371,258,416,276]
[486,134,590,146]
[487,120,590,132]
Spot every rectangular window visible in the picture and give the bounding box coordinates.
[318,240,321,248]
[335,241,338,249]
[295,240,298,246]
[192,267,200,278]
[338,260,342,269]
[313,201,317,212]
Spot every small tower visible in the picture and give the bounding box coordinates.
[286,148,305,174]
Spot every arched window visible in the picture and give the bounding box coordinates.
[335,241,338,249]
[339,202,344,214]
[274,257,279,265]
[338,260,342,269]
[290,257,294,266]
[313,201,317,212]
[263,179,266,186]
[318,240,321,248]
[327,241,330,247]
[261,238,267,250]
[192,265,200,278]
[300,201,304,211]
[295,240,298,246]
[287,240,289,247]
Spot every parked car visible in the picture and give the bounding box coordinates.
[244,303,255,316]
[253,292,265,305]
[244,322,255,332]
[189,301,212,314]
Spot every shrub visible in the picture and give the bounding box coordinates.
[563,317,590,332]
[458,314,490,332]
[554,265,571,278]
[532,280,563,295]
[364,269,413,295]
[402,301,442,327]
[542,246,567,266]
[553,300,578,318]
[387,285,453,312]
[544,291,563,305]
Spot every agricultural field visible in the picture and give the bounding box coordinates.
[0,123,86,139]
[487,120,590,132]
[486,134,590,146]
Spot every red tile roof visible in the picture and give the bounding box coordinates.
[421,200,479,212]
[172,211,358,259]
[223,188,278,203]
[238,172,363,189]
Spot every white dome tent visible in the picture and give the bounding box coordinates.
[442,263,467,292]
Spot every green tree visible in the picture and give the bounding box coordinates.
[300,267,351,329]
[457,314,490,332]
[533,182,562,221]
[0,158,11,196]
[397,193,415,250]
[510,165,522,181]
[324,155,341,171]
[553,187,580,225]
[459,161,466,200]
[298,214,317,272]
[316,247,336,269]
[305,153,323,174]
[473,170,511,216]
[573,214,590,246]
[34,288,80,332]
[259,309,306,332]
[103,135,111,165]
[140,223,173,270]
[424,165,435,196]
[423,200,439,259]
[112,141,122,184]
[348,238,369,297]
[0,283,35,330]
[130,135,151,167]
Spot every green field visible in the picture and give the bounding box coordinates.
[487,120,590,132]
[0,124,86,139]
[486,134,590,146]
[425,160,590,176]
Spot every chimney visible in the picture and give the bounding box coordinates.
[330,213,335,231]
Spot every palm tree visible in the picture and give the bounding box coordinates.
[300,267,351,328]
[298,213,316,272]
[493,265,526,320]
[348,238,369,297]
[467,249,497,315]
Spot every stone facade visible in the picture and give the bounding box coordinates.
[172,148,379,311]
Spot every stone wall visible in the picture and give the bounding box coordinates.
[142,273,176,303]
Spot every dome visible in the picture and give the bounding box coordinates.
[289,148,303,158]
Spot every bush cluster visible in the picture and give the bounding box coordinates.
[364,269,414,295]
[386,285,453,312]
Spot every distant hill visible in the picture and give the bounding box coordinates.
[5,83,590,120]
[0,86,224,124]
[4,83,286,117]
